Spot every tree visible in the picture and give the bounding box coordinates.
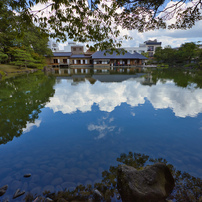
[9,47,45,69]
[0,0,52,58]
[154,46,177,65]
[14,26,52,56]
[0,0,19,52]
[178,42,199,64]
[2,0,201,50]
[0,49,8,63]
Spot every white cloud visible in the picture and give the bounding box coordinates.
[46,78,202,118]
[23,120,42,134]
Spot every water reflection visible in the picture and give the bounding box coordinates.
[0,71,202,201]
[88,115,122,139]
[22,120,42,134]
[47,76,202,118]
[0,72,55,145]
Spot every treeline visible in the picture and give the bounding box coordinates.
[0,1,52,69]
[154,42,202,69]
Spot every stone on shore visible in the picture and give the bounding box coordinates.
[24,173,31,178]
[0,185,8,196]
[13,188,25,199]
[117,163,175,202]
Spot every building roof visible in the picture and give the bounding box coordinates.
[53,52,72,57]
[70,54,91,58]
[144,40,161,45]
[92,50,148,60]
[145,42,162,45]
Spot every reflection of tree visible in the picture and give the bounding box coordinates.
[0,72,55,145]
[152,69,202,88]
[26,152,202,201]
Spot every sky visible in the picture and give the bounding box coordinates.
[32,0,202,49]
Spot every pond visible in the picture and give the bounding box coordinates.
[0,70,202,201]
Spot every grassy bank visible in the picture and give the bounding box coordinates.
[0,64,38,79]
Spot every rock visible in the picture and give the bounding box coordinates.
[45,197,53,201]
[13,188,25,199]
[31,186,41,195]
[0,185,8,196]
[43,185,54,193]
[93,189,103,198]
[117,163,175,202]
[43,66,48,72]
[42,173,53,184]
[51,177,63,185]
[61,182,76,190]
[55,185,63,192]
[24,173,31,178]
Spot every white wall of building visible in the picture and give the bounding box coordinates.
[122,45,147,54]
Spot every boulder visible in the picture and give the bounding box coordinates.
[117,163,175,202]
[13,188,25,199]
[0,185,8,196]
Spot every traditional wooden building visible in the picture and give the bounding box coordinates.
[91,50,147,72]
[46,49,147,74]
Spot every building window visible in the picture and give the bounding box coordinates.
[53,59,58,63]
[79,48,82,51]
[63,59,67,64]
[73,48,76,51]
[147,46,154,51]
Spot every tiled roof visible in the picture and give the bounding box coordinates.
[92,50,148,60]
[145,42,161,45]
[53,52,72,57]
[70,54,91,58]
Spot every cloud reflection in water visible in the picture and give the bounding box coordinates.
[46,78,202,118]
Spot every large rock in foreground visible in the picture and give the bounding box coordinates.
[117,163,175,202]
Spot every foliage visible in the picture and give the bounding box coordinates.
[141,51,149,58]
[0,72,55,145]
[26,152,202,202]
[157,63,169,69]
[1,0,201,50]
[154,43,202,67]
[0,49,8,63]
[14,26,52,56]
[0,0,19,52]
[0,70,6,79]
[151,69,202,88]
[0,2,52,68]
[8,47,46,69]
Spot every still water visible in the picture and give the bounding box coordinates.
[0,71,202,200]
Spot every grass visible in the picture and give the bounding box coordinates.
[0,64,37,79]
